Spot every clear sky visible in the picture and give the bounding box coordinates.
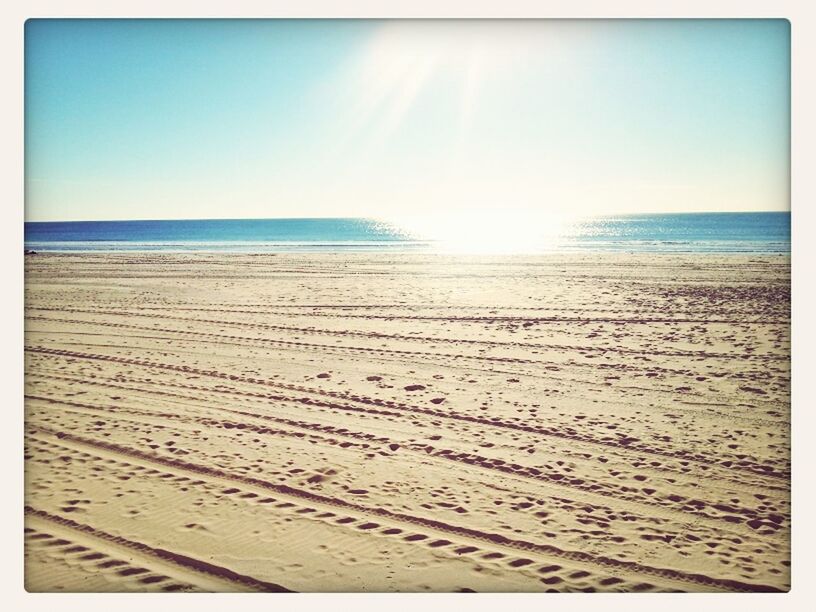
[25,19,790,222]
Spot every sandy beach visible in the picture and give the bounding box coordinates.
[23,252,790,592]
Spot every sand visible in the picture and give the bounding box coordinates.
[23,252,790,593]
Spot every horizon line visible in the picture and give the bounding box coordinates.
[24,210,792,225]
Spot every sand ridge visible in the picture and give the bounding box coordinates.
[24,253,790,592]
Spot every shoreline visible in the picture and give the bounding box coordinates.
[23,244,792,255]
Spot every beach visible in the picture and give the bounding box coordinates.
[24,252,790,592]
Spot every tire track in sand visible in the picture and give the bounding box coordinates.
[25,346,790,481]
[26,424,783,593]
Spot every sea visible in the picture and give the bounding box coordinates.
[24,212,790,254]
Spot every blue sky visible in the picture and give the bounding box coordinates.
[25,19,790,222]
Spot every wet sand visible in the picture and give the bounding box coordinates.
[24,252,790,592]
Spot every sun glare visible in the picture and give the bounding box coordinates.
[338,21,539,147]
[390,210,574,254]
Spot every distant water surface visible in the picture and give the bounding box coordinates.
[24,212,790,253]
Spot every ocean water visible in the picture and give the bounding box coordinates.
[24,212,790,254]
